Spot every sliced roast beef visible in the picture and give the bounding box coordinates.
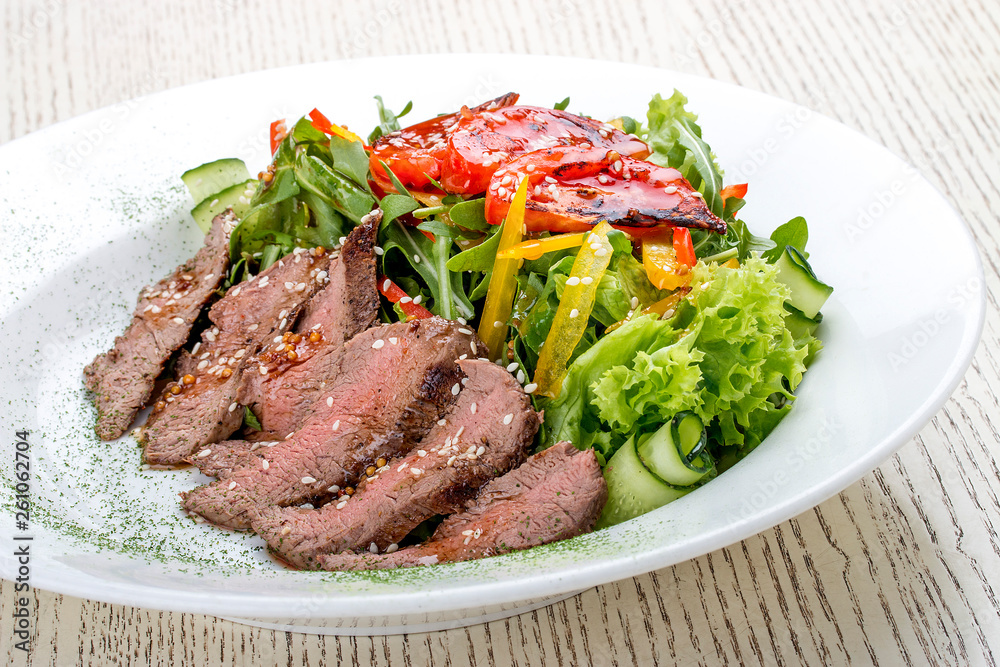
[139,246,332,465]
[252,359,539,568]
[238,213,380,440]
[187,439,272,478]
[318,442,607,571]
[83,211,233,440]
[183,318,482,529]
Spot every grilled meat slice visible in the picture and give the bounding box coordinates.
[253,359,539,568]
[238,213,380,440]
[139,246,332,465]
[83,211,232,440]
[319,442,607,571]
[182,318,482,529]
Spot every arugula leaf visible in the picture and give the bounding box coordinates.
[379,194,419,226]
[243,407,262,431]
[294,153,375,224]
[368,96,412,143]
[445,225,501,273]
[381,219,474,320]
[554,97,570,111]
[763,216,809,262]
[448,198,489,231]
[329,135,371,188]
[646,91,726,218]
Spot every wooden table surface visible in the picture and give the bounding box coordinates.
[3,0,998,664]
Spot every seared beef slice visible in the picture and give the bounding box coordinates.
[140,247,332,465]
[183,319,483,529]
[83,211,233,440]
[238,214,380,439]
[253,359,539,568]
[319,442,607,571]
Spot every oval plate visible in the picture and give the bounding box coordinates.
[0,55,985,634]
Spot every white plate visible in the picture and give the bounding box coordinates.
[0,55,985,635]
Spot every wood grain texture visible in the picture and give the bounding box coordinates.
[3,0,999,664]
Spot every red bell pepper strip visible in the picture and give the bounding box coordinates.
[308,108,364,144]
[377,275,434,320]
[720,183,748,203]
[269,119,287,155]
[673,227,697,267]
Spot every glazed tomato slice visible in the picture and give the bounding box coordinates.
[483,147,727,235]
[369,93,520,194]
[440,106,650,195]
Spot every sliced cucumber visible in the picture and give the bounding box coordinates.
[596,435,691,529]
[636,413,714,488]
[190,179,255,232]
[181,158,251,205]
[784,304,822,340]
[774,246,833,319]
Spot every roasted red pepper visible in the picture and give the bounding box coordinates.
[377,275,434,320]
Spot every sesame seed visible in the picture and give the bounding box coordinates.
[388,337,398,346]
[197,449,212,458]
[374,246,384,256]
[507,362,519,372]
[595,248,608,257]
[459,354,468,360]
[455,426,465,439]
[143,304,154,313]
[473,528,482,539]
[494,320,503,328]
[437,419,447,426]
[284,282,295,290]
[701,282,711,290]
[412,295,423,305]
[664,185,678,194]
[413,254,421,264]
[339,237,347,245]
[569,308,579,319]
[398,461,409,471]
[228,402,238,412]
[447,456,457,466]
[197,360,209,370]
[372,339,385,349]
[332,419,340,431]
[458,328,473,335]
[470,402,477,414]
[418,449,427,457]
[301,476,316,484]
[582,277,593,285]
[248,323,259,331]
[399,296,412,304]
[280,526,291,536]
[452,383,460,396]
[382,279,391,291]
[566,276,580,286]
[691,191,704,199]
[461,378,468,386]
[524,383,538,394]
[369,542,379,554]
[516,369,525,384]
[172,317,185,325]
[285,433,294,439]
[262,459,270,470]
[411,468,423,476]
[462,529,474,536]
[476,446,486,457]
[228,481,237,490]
[386,543,399,554]
[631,296,640,309]
[295,282,306,292]
[336,500,348,510]
[464,536,472,545]
[234,349,246,358]
[327,397,334,407]
[327,485,340,493]
[259,365,268,375]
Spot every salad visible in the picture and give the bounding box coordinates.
[179,90,832,529]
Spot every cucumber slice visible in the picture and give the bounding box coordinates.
[190,179,255,233]
[784,303,822,340]
[636,413,714,488]
[596,435,691,529]
[181,158,251,205]
[774,246,833,319]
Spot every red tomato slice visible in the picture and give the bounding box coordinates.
[440,106,650,195]
[369,93,520,194]
[483,147,727,235]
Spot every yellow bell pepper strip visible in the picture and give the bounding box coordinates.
[642,232,692,291]
[495,232,588,261]
[533,221,615,398]
[722,257,740,269]
[477,177,529,361]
